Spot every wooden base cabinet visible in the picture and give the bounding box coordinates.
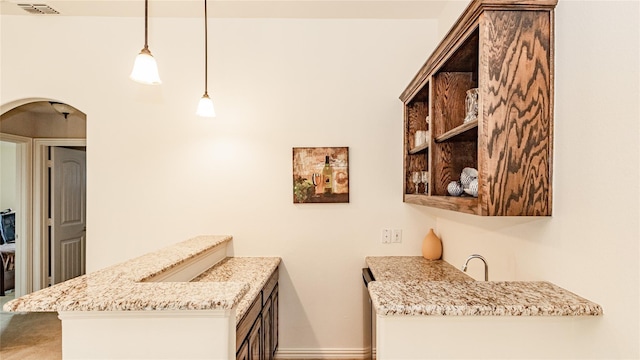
[262,285,278,360]
[236,268,279,360]
[401,0,557,216]
[237,340,250,360]
[236,321,260,360]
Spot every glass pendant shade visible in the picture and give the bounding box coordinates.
[130,47,162,85]
[196,93,216,117]
[131,0,161,85]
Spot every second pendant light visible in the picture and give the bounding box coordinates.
[196,0,216,118]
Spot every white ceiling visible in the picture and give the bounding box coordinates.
[0,0,452,19]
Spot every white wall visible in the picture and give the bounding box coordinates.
[437,0,469,37]
[0,141,17,211]
[1,0,638,358]
[1,14,440,353]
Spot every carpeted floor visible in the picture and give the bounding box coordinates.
[0,292,62,360]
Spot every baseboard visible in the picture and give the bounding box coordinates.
[275,347,374,359]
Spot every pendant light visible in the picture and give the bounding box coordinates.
[50,102,74,119]
[196,0,216,117]
[130,0,162,85]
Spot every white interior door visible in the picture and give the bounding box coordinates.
[51,147,86,284]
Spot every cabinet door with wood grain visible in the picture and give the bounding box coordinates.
[248,317,262,360]
[271,285,279,357]
[262,296,272,360]
[236,339,249,360]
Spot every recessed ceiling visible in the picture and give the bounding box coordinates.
[0,0,452,19]
[1,101,85,123]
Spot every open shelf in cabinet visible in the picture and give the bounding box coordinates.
[403,79,430,196]
[409,142,429,155]
[435,119,477,143]
[429,27,479,202]
[404,194,478,215]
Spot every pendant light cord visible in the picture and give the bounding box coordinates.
[144,0,149,49]
[204,0,208,95]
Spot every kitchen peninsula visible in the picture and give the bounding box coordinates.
[365,257,602,359]
[3,235,280,360]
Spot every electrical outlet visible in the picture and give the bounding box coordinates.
[392,229,402,243]
[381,229,391,244]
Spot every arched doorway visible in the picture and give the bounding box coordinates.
[0,99,86,296]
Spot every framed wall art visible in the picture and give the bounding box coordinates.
[292,147,349,203]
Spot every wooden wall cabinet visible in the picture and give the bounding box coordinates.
[236,268,279,360]
[401,0,557,216]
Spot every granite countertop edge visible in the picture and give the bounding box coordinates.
[365,256,603,317]
[2,235,264,313]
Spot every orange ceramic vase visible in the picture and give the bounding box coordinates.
[422,228,442,260]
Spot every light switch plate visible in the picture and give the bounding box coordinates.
[392,229,402,243]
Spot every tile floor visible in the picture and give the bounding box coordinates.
[0,291,62,360]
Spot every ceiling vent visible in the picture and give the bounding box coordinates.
[17,3,60,15]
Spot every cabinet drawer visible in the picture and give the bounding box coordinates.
[236,295,262,352]
[262,267,279,305]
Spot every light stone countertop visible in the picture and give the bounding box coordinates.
[366,256,474,282]
[3,235,250,312]
[193,257,281,324]
[366,256,603,316]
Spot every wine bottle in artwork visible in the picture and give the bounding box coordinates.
[323,155,333,194]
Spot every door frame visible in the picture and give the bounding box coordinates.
[33,138,86,290]
[0,133,33,297]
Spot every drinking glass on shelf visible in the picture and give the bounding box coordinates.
[412,172,421,194]
[464,88,479,123]
[421,171,429,194]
